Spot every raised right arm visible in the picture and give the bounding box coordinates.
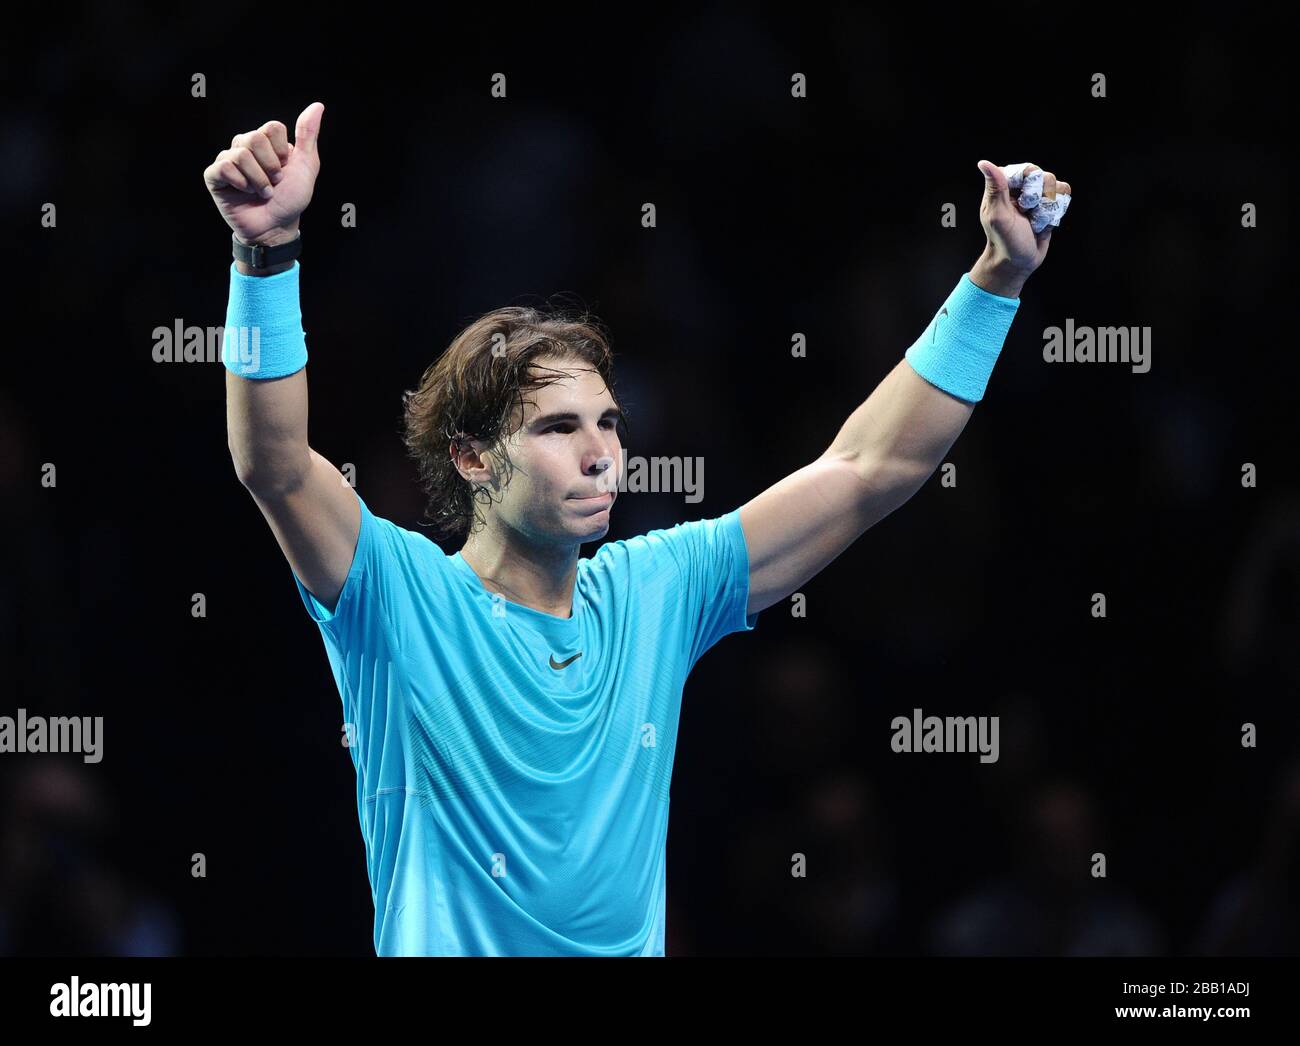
[205,101,359,612]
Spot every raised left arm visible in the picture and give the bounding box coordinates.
[740,352,974,616]
[738,159,1072,616]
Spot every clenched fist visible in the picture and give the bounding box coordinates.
[204,102,324,248]
[975,159,1072,277]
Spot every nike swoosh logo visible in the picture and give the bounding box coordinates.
[549,652,583,670]
[932,306,948,344]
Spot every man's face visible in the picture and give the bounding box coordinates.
[468,356,623,547]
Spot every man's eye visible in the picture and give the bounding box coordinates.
[545,421,616,433]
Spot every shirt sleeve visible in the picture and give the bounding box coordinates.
[290,494,428,793]
[648,507,761,670]
[291,492,415,649]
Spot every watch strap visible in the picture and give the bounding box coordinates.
[232,231,302,270]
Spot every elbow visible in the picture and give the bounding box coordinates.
[822,448,931,501]
[884,454,937,493]
[853,453,935,517]
[229,443,309,498]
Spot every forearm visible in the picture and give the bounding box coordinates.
[822,357,973,489]
[822,251,1025,485]
[223,237,311,493]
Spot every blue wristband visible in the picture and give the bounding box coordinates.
[904,272,1019,403]
[221,260,308,379]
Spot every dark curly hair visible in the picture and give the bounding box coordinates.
[402,302,629,546]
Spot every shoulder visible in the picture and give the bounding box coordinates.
[355,495,459,585]
[584,510,746,579]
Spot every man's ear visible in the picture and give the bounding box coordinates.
[449,438,481,481]
[451,438,499,488]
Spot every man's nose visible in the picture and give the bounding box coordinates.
[584,435,619,484]
[590,452,619,492]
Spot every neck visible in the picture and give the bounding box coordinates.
[459,522,579,619]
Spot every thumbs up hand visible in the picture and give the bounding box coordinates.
[203,101,325,247]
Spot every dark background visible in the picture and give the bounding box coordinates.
[1,7,1296,956]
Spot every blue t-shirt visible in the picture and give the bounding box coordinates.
[293,494,760,955]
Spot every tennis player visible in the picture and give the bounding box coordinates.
[204,101,1070,955]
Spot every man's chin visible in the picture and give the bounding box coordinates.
[566,496,614,539]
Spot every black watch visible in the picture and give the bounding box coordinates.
[232,230,302,270]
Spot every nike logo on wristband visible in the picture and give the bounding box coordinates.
[932,306,948,344]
